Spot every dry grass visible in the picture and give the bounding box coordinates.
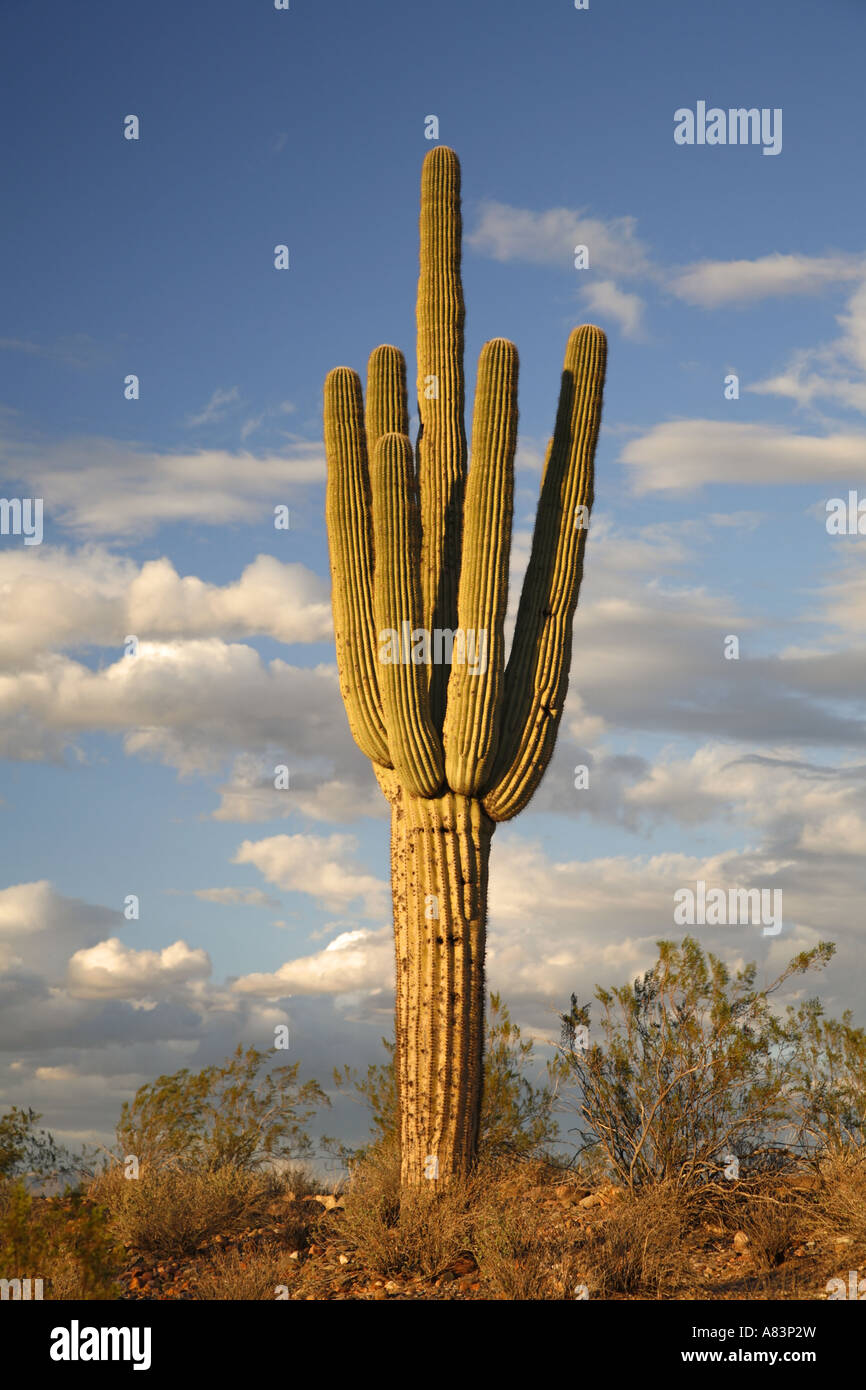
[741,1196,806,1271]
[337,1139,481,1278]
[191,1244,294,1300]
[582,1184,684,1297]
[25,1141,861,1302]
[89,1163,274,1257]
[814,1150,866,1242]
[472,1196,583,1299]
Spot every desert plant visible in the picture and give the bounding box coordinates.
[814,1148,866,1242]
[0,1181,121,1299]
[115,1043,328,1172]
[334,990,559,1165]
[337,1137,482,1279]
[324,146,607,1186]
[557,937,835,1190]
[583,1184,683,1297]
[472,1195,577,1300]
[191,1244,294,1301]
[0,1106,84,1186]
[91,1162,269,1257]
[788,1000,866,1156]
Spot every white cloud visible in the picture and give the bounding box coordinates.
[750,278,866,414]
[233,927,393,998]
[469,201,651,277]
[212,754,384,824]
[185,386,241,427]
[668,253,863,308]
[620,420,866,493]
[0,641,350,772]
[581,280,645,338]
[233,833,389,919]
[66,938,211,1001]
[0,547,332,668]
[0,432,324,536]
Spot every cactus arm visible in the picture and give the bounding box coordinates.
[482,325,607,822]
[370,432,446,798]
[415,146,468,729]
[324,366,392,767]
[366,344,409,454]
[443,338,518,795]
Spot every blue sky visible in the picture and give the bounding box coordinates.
[2,0,866,1158]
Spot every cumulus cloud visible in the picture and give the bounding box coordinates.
[0,880,119,976]
[469,201,651,277]
[620,420,866,493]
[0,431,324,536]
[0,879,307,1147]
[212,753,385,824]
[233,927,393,999]
[668,253,863,308]
[0,641,350,772]
[750,278,866,414]
[233,833,389,919]
[580,280,646,339]
[0,547,332,668]
[66,938,211,1002]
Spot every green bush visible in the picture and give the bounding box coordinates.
[116,1044,329,1172]
[557,937,836,1189]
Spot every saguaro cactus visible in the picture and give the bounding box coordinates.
[324,147,606,1187]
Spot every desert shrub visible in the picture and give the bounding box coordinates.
[740,1195,805,1271]
[789,1001,866,1156]
[90,1162,269,1257]
[472,1194,579,1299]
[814,1149,866,1241]
[0,1180,121,1299]
[338,1138,482,1278]
[115,1044,329,1172]
[557,937,835,1190]
[583,1184,684,1296]
[0,1107,87,1186]
[192,1244,294,1300]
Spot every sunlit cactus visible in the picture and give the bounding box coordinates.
[324,147,607,1187]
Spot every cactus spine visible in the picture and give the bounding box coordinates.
[324,148,607,1187]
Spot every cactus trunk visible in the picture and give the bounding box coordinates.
[323,147,606,1189]
[390,786,493,1186]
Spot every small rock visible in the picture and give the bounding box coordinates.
[307,1193,344,1211]
[835,1236,854,1247]
[733,1231,750,1252]
[555,1184,590,1205]
[338,1254,350,1265]
[384,1280,401,1293]
[288,1251,299,1261]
